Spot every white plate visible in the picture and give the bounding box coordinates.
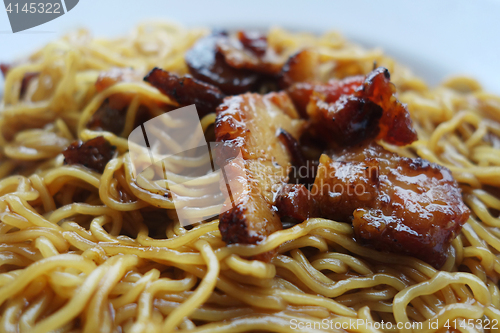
[1,0,500,93]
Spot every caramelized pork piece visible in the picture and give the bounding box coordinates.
[63,136,116,173]
[289,67,418,146]
[88,99,127,135]
[280,50,324,89]
[311,144,470,268]
[95,67,142,93]
[185,33,260,95]
[287,75,363,117]
[144,68,225,117]
[357,68,417,146]
[238,31,267,56]
[89,68,144,134]
[276,184,318,222]
[217,31,286,75]
[215,92,305,257]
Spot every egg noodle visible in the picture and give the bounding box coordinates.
[1,22,500,333]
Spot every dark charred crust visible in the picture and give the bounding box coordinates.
[364,67,390,86]
[219,203,278,261]
[276,184,318,222]
[278,129,306,168]
[144,67,225,117]
[238,31,268,56]
[383,68,390,79]
[219,205,255,244]
[215,30,284,76]
[312,97,384,147]
[185,34,260,95]
[286,77,364,118]
[63,136,116,173]
[288,67,417,148]
[359,67,417,146]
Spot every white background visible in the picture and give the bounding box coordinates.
[1,0,500,93]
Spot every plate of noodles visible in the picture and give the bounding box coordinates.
[1,2,500,333]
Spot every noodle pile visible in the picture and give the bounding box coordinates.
[1,23,500,333]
